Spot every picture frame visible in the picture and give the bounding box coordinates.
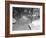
[5,1,45,37]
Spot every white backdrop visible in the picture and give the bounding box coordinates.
[0,0,46,38]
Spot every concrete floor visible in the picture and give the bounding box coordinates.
[12,16,40,31]
[12,16,32,31]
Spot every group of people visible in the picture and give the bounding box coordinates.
[12,7,40,30]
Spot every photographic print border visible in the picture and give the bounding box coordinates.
[5,1,45,37]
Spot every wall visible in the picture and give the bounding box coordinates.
[0,0,46,38]
[6,0,45,3]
